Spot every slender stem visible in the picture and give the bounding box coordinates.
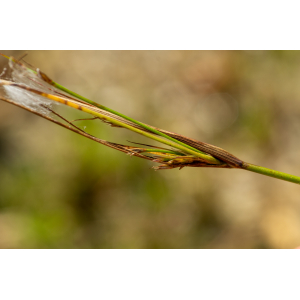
[244,163,300,185]
[2,55,300,185]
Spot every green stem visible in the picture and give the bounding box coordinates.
[244,163,300,185]
[2,55,300,185]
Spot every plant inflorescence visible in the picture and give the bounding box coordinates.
[0,54,299,185]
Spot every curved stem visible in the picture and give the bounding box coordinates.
[243,163,300,185]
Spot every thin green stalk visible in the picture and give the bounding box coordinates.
[2,54,300,185]
[53,83,300,184]
[244,163,300,185]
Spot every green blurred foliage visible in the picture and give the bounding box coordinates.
[0,51,300,248]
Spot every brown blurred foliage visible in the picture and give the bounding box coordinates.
[0,50,300,248]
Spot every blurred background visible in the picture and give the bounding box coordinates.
[0,50,300,249]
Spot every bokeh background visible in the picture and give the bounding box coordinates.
[0,50,300,249]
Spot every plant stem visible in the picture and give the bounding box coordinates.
[2,55,300,185]
[243,163,300,185]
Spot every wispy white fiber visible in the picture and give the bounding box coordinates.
[0,60,59,116]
